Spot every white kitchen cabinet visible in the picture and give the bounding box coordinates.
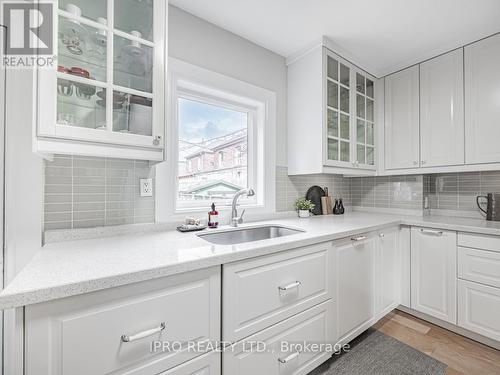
[334,233,376,343]
[25,267,220,375]
[399,226,411,308]
[376,227,400,317]
[420,49,464,167]
[287,38,377,176]
[384,66,420,170]
[160,352,220,375]
[465,33,500,165]
[411,227,457,324]
[36,0,167,160]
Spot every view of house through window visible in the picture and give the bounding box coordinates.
[178,97,249,205]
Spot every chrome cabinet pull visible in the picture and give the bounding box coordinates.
[278,281,301,291]
[351,235,367,242]
[419,228,443,236]
[153,135,162,146]
[379,233,385,238]
[413,161,419,166]
[121,322,166,343]
[278,351,300,364]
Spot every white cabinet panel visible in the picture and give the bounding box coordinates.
[420,49,464,167]
[399,227,411,308]
[458,280,500,342]
[458,232,500,253]
[223,243,332,342]
[376,227,400,316]
[458,247,500,289]
[411,228,457,324]
[384,66,420,170]
[160,352,220,375]
[335,234,376,342]
[465,33,500,164]
[223,301,334,375]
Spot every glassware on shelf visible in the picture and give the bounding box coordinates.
[89,17,107,58]
[114,34,153,92]
[112,91,153,136]
[59,4,89,56]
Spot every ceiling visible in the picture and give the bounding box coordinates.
[169,0,500,77]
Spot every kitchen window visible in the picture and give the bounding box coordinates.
[157,58,276,218]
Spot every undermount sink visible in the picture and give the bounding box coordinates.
[197,225,304,245]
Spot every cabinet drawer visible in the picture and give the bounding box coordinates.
[458,232,500,253]
[223,300,334,375]
[159,351,220,375]
[223,243,333,342]
[458,247,500,288]
[25,267,221,375]
[458,280,500,342]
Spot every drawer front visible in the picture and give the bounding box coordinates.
[223,243,333,342]
[458,247,500,288]
[223,300,334,375]
[25,267,221,375]
[458,280,500,342]
[160,351,220,375]
[458,232,500,253]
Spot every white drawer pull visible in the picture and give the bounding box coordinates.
[420,229,443,236]
[278,281,301,291]
[121,322,166,343]
[351,235,367,242]
[278,351,300,364]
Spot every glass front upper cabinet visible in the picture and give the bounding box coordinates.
[38,0,166,159]
[355,72,375,167]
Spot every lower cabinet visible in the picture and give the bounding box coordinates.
[376,227,400,316]
[411,227,457,323]
[24,267,221,375]
[160,352,220,375]
[223,301,334,375]
[335,233,376,343]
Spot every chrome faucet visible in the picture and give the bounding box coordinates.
[231,188,255,227]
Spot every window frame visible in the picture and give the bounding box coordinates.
[156,58,276,222]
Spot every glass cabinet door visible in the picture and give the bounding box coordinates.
[325,53,351,164]
[54,0,163,147]
[355,72,375,167]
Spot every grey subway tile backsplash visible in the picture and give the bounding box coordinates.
[44,155,155,230]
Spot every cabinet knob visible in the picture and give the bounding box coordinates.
[413,161,419,166]
[153,135,162,146]
[421,160,426,165]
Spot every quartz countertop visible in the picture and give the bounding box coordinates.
[1,212,499,310]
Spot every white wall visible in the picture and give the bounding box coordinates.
[168,5,287,166]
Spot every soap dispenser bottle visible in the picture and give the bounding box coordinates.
[208,203,219,228]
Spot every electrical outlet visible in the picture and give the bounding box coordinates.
[140,178,153,197]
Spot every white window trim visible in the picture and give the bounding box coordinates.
[156,58,276,223]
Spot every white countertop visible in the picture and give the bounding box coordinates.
[1,212,500,310]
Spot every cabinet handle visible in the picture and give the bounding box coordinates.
[278,281,301,291]
[421,160,426,165]
[379,233,385,238]
[153,135,162,146]
[413,161,419,166]
[121,322,166,343]
[278,351,300,364]
[419,228,443,236]
[351,235,367,242]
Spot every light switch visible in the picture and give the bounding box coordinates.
[140,178,153,197]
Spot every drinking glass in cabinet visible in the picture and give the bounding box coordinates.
[59,1,107,24]
[112,92,153,136]
[114,34,153,93]
[58,15,107,82]
[327,110,338,137]
[57,80,106,130]
[115,0,154,41]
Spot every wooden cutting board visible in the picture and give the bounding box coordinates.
[321,188,333,215]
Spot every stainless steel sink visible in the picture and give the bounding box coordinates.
[197,225,304,245]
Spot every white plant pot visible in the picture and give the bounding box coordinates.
[298,210,310,218]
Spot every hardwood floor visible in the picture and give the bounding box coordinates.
[373,310,500,375]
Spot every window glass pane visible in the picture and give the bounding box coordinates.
[177,98,248,203]
[357,94,365,119]
[114,35,153,93]
[367,146,374,165]
[327,56,338,81]
[357,144,365,164]
[366,79,374,98]
[340,141,350,162]
[339,86,349,113]
[328,139,338,161]
[357,119,365,143]
[367,123,374,145]
[59,0,107,23]
[327,109,338,137]
[114,0,154,41]
[112,91,152,136]
[340,114,350,140]
[327,81,338,109]
[356,73,365,94]
[367,99,374,122]
[339,63,349,86]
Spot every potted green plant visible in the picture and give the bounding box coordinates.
[294,197,315,218]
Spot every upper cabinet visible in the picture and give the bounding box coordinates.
[36,0,167,161]
[420,48,464,167]
[287,42,377,176]
[465,33,500,165]
[384,66,420,170]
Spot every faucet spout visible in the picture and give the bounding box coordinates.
[231,188,255,227]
